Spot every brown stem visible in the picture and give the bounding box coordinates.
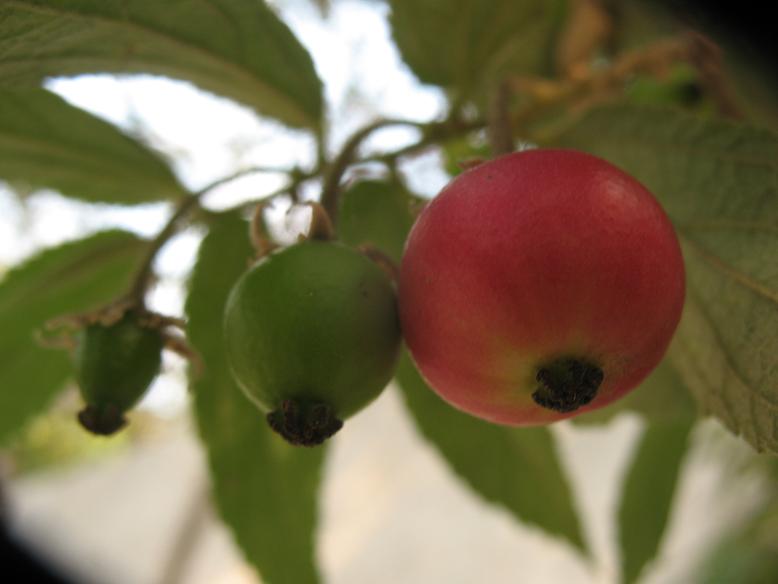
[127,167,298,304]
[510,32,739,120]
[685,32,744,120]
[304,202,335,241]
[249,202,278,258]
[487,80,514,156]
[319,119,427,224]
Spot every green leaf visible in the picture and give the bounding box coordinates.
[0,88,185,204]
[625,65,712,113]
[186,212,323,584]
[618,418,693,583]
[697,535,778,584]
[556,105,778,454]
[389,0,564,98]
[0,231,147,443]
[572,358,696,426]
[395,350,587,552]
[338,180,414,263]
[0,0,322,129]
[442,135,491,177]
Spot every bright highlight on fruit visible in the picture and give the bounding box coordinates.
[223,241,401,446]
[399,149,686,425]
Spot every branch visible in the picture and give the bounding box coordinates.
[127,166,296,304]
[510,32,742,120]
[319,119,427,223]
[487,81,514,156]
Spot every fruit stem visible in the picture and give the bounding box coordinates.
[266,399,343,447]
[250,202,278,258]
[487,80,514,156]
[305,202,335,241]
[531,357,604,413]
[127,166,298,305]
[319,118,427,224]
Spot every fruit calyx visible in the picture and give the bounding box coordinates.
[531,357,604,413]
[77,403,127,436]
[266,399,344,446]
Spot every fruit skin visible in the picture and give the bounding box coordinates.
[223,241,401,445]
[74,310,164,435]
[399,149,685,425]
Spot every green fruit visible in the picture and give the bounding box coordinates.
[74,310,164,435]
[223,241,401,446]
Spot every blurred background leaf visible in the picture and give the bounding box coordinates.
[338,179,414,262]
[395,351,587,553]
[693,456,778,583]
[572,358,696,426]
[618,418,694,583]
[0,89,185,204]
[0,230,147,443]
[0,0,322,129]
[557,105,778,454]
[389,0,565,100]
[186,212,324,584]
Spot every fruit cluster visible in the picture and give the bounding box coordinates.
[69,149,685,445]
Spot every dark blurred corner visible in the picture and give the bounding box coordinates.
[644,0,776,72]
[1,525,75,584]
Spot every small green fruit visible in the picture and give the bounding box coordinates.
[223,241,401,446]
[74,310,164,435]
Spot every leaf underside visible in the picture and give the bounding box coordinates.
[557,105,778,454]
[186,212,323,584]
[0,0,322,129]
[389,0,563,98]
[0,88,184,203]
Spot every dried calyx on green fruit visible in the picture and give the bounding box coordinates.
[74,309,164,435]
[223,240,401,446]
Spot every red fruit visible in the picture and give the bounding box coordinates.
[399,149,685,425]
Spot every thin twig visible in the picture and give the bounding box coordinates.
[319,119,427,223]
[126,166,298,304]
[304,201,335,241]
[487,80,514,156]
[510,32,742,120]
[249,201,278,258]
[362,117,484,167]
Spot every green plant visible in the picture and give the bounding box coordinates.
[223,238,401,446]
[0,1,776,583]
[399,149,685,424]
